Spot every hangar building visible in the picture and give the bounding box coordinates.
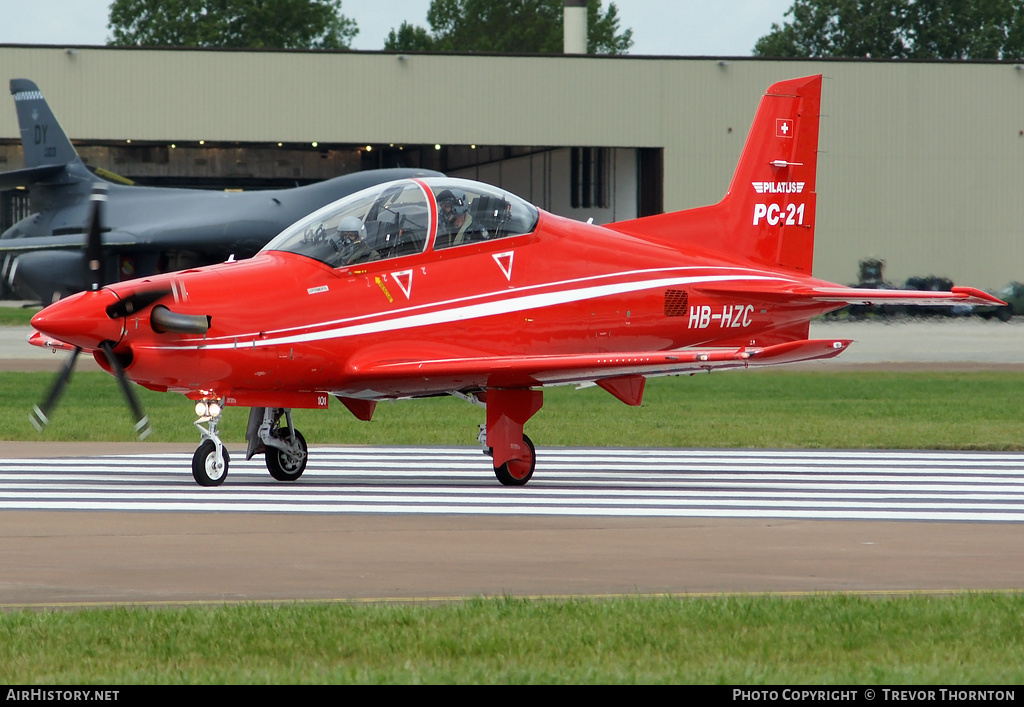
[0,44,1021,290]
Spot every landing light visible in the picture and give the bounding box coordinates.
[195,401,222,418]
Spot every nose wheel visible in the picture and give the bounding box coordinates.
[192,439,229,486]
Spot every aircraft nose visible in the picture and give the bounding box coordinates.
[30,290,125,350]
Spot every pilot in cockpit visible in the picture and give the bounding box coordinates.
[436,189,487,247]
[333,215,379,266]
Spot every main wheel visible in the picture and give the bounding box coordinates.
[493,434,536,486]
[192,440,229,487]
[266,429,308,481]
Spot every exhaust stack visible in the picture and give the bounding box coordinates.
[563,0,587,54]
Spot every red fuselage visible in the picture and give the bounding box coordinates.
[34,192,837,409]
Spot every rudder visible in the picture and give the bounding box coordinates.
[10,79,80,169]
[724,74,821,273]
[609,75,822,275]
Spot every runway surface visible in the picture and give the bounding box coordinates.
[3,445,1024,523]
[3,445,1024,606]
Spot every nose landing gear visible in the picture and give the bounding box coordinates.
[192,399,228,486]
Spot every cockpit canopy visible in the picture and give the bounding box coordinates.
[263,178,540,268]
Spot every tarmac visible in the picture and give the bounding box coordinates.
[808,316,1024,367]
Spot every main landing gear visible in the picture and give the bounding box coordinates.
[486,431,537,486]
[190,402,308,487]
[246,406,308,482]
[463,388,543,486]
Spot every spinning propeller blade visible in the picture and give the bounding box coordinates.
[29,346,81,431]
[30,183,153,439]
[84,184,107,291]
[100,341,152,440]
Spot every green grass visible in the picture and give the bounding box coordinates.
[2,595,1022,684]
[0,306,40,327]
[3,369,1023,449]
[5,369,1023,684]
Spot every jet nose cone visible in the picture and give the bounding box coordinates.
[31,290,125,350]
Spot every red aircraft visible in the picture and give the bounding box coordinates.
[28,75,1003,487]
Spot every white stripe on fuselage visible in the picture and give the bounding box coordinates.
[161,266,797,352]
[194,264,749,342]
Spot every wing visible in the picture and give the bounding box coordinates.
[0,230,138,253]
[3,230,141,303]
[343,338,851,402]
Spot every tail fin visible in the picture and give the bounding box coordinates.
[610,75,822,275]
[10,79,80,169]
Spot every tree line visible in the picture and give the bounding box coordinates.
[106,0,1024,60]
[106,0,632,55]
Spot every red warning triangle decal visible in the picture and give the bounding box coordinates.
[492,251,514,281]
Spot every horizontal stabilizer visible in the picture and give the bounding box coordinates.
[695,282,1006,308]
[798,285,1005,307]
[0,164,65,190]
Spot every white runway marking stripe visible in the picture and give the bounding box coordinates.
[1,446,1023,521]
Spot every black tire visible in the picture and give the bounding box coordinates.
[493,434,536,486]
[192,440,229,487]
[266,429,308,481]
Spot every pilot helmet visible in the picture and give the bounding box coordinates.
[337,215,366,240]
[436,189,469,216]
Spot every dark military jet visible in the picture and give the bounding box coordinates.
[0,79,440,303]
